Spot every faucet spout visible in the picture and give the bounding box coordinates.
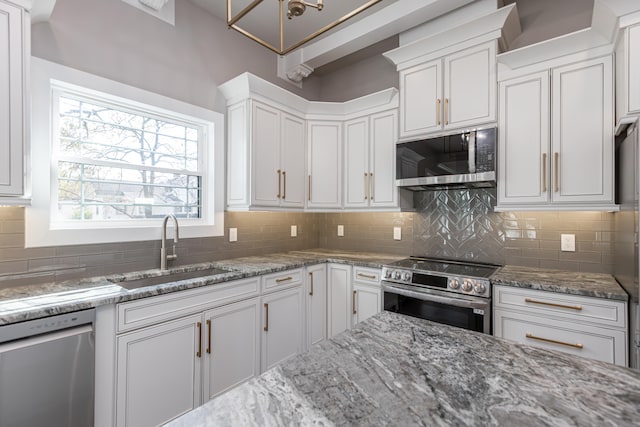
[161,214,179,270]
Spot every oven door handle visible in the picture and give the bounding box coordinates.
[382,283,489,311]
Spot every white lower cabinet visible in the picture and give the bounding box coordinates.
[306,264,327,349]
[352,283,381,325]
[493,286,628,366]
[328,263,352,337]
[261,286,304,371]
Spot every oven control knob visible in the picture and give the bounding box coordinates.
[393,271,401,280]
[461,279,474,292]
[401,272,411,282]
[384,269,392,279]
[474,282,486,294]
[449,278,460,289]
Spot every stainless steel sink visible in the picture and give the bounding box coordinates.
[111,267,232,290]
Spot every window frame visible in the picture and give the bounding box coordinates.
[27,57,225,247]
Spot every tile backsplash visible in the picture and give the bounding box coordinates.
[0,190,616,290]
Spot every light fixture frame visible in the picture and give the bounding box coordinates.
[227,0,384,55]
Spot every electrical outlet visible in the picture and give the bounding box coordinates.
[393,227,402,240]
[561,234,575,252]
[291,225,297,237]
[337,225,344,237]
[229,228,238,242]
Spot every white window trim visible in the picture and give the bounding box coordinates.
[27,57,225,247]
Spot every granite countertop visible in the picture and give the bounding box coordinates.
[491,265,629,301]
[0,249,405,326]
[167,311,640,427]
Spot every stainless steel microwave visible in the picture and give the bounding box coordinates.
[396,128,496,191]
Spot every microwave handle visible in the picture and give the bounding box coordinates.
[468,131,476,174]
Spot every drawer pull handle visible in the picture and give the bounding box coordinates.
[206,319,211,354]
[309,272,314,296]
[352,290,357,315]
[196,322,202,358]
[357,273,377,280]
[276,276,293,283]
[526,333,583,349]
[524,298,582,311]
[264,303,269,332]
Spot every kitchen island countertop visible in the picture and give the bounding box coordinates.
[167,310,640,427]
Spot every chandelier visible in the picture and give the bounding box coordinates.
[227,0,384,55]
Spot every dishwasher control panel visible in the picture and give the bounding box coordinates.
[0,309,95,344]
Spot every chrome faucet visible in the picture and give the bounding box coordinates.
[160,214,179,270]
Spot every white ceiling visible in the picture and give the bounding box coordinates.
[189,0,398,49]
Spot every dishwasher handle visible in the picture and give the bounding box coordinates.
[0,325,93,353]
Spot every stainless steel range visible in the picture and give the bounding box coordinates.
[382,257,501,334]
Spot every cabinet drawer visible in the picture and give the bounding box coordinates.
[494,309,627,366]
[353,267,381,286]
[262,268,303,292]
[117,277,260,332]
[494,286,626,328]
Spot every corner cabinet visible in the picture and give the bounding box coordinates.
[0,0,29,201]
[307,120,342,209]
[344,110,398,208]
[394,41,497,140]
[227,100,306,210]
[497,55,616,211]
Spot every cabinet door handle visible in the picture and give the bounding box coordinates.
[308,175,311,201]
[554,152,559,192]
[282,170,286,200]
[369,172,374,201]
[526,333,583,349]
[524,298,582,311]
[352,290,357,315]
[309,272,314,296]
[277,169,281,199]
[364,173,368,200]
[357,272,377,280]
[196,322,202,358]
[206,319,211,354]
[445,98,449,125]
[437,98,441,125]
[263,303,269,332]
[542,153,547,193]
[275,276,293,283]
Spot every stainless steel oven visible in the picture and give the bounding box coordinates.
[382,257,500,334]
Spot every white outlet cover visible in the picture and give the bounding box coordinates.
[291,225,297,237]
[337,225,344,237]
[229,228,238,242]
[561,234,575,252]
[393,227,402,240]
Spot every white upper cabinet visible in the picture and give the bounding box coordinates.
[344,109,398,209]
[307,120,342,209]
[396,42,496,140]
[616,22,640,124]
[497,55,615,210]
[0,0,28,201]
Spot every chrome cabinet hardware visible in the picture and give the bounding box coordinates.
[526,332,583,349]
[263,303,269,332]
[524,298,582,311]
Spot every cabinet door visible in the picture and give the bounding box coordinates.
[251,101,281,207]
[261,286,304,372]
[116,314,202,427]
[497,72,550,205]
[0,0,24,196]
[343,117,369,208]
[551,56,614,204]
[399,59,442,139]
[307,121,342,208]
[328,263,352,337]
[628,24,640,114]
[352,284,381,326]
[369,110,398,207]
[444,42,496,130]
[306,264,327,348]
[280,113,306,208]
[203,298,260,402]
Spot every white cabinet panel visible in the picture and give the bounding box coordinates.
[369,110,397,207]
[261,286,304,371]
[280,114,306,207]
[328,263,352,337]
[308,121,342,208]
[252,102,280,206]
[629,24,640,114]
[306,264,327,348]
[203,298,260,401]
[399,60,441,138]
[352,284,381,326]
[344,117,369,208]
[116,315,202,427]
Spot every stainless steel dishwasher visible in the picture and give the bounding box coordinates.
[0,309,95,427]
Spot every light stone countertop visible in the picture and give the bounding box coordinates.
[0,249,405,326]
[167,310,640,427]
[491,265,629,301]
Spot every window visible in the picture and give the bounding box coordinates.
[28,57,225,247]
